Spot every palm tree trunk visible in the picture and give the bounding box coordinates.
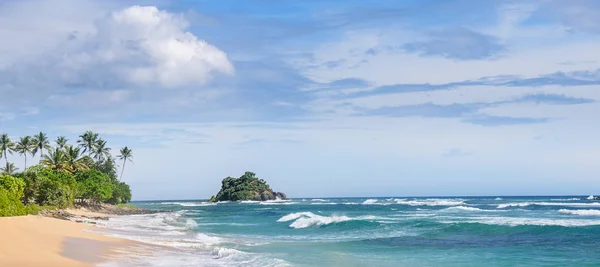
[24,155,27,170]
[119,159,126,181]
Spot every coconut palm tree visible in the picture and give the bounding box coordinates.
[32,131,51,161]
[15,136,34,170]
[0,133,15,165]
[78,131,99,156]
[41,147,68,172]
[64,145,88,173]
[93,139,111,162]
[55,136,68,150]
[0,162,18,175]
[117,146,133,180]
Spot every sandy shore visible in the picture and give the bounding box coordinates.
[0,215,131,267]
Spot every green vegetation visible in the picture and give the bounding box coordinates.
[210,171,286,202]
[0,131,135,217]
[116,203,138,209]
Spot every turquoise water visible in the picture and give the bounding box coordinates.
[98,196,600,266]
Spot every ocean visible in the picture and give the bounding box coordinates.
[96,196,600,266]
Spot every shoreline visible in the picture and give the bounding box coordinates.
[0,215,131,267]
[0,205,160,267]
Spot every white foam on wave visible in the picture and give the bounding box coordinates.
[495,197,502,200]
[185,219,198,229]
[455,216,600,227]
[550,198,580,201]
[443,206,489,212]
[160,202,216,207]
[277,212,315,222]
[311,199,327,202]
[588,195,595,200]
[362,199,378,205]
[277,212,384,229]
[93,212,292,267]
[240,200,260,204]
[310,202,337,205]
[394,199,465,206]
[498,202,600,209]
[559,209,600,216]
[259,201,297,205]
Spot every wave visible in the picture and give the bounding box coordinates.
[362,199,379,205]
[310,202,337,205]
[448,217,600,227]
[311,199,327,202]
[495,197,502,200]
[559,209,600,216]
[159,202,216,207]
[259,202,298,205]
[442,206,497,212]
[394,199,465,206]
[185,219,198,229]
[497,202,600,209]
[277,212,382,229]
[240,200,260,204]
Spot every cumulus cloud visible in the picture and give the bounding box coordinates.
[2,5,233,89]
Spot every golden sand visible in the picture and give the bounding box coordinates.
[0,215,130,267]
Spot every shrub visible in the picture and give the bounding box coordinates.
[107,181,132,204]
[75,170,113,204]
[0,188,26,217]
[36,169,77,208]
[0,175,25,200]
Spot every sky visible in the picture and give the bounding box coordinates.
[1,0,599,200]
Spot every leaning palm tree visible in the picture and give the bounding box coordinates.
[41,147,68,172]
[78,131,99,156]
[0,133,15,165]
[15,136,34,170]
[0,162,18,175]
[32,131,51,161]
[117,146,133,180]
[92,139,111,162]
[64,145,88,173]
[55,136,68,150]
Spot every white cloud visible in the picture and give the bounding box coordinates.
[1,5,233,89]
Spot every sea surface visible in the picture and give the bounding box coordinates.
[96,196,600,266]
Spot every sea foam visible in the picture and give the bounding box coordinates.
[559,209,600,216]
[277,212,383,229]
[394,199,465,206]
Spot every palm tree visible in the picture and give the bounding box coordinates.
[78,131,99,156]
[15,136,34,170]
[32,131,51,161]
[41,147,68,172]
[0,162,18,175]
[93,139,111,161]
[0,133,15,165]
[118,146,133,180]
[55,136,68,150]
[64,145,88,173]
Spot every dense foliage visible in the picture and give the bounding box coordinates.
[0,131,135,216]
[210,171,286,202]
[0,175,26,216]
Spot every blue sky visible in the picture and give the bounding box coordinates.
[1,0,599,200]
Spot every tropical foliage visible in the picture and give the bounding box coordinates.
[210,172,287,202]
[0,131,134,216]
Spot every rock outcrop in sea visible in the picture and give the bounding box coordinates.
[210,172,286,202]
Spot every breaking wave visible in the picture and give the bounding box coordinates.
[559,209,600,216]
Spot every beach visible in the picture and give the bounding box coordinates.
[0,214,130,267]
